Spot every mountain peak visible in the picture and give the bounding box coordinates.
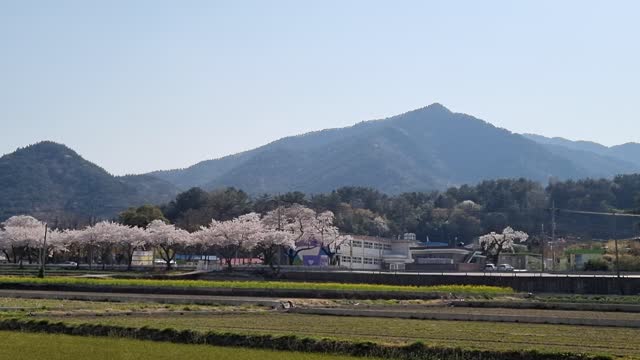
[420,102,451,113]
[394,102,452,121]
[5,141,81,161]
[14,140,72,153]
[0,141,179,222]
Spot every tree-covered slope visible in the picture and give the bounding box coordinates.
[0,142,178,222]
[523,134,640,169]
[152,104,594,194]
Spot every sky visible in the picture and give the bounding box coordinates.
[1,1,639,175]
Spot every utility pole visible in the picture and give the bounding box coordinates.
[613,212,621,281]
[547,200,557,273]
[540,223,545,273]
[551,201,556,244]
[37,223,48,278]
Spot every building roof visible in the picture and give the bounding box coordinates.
[411,248,472,255]
[417,241,448,248]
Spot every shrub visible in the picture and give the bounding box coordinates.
[583,258,609,271]
[617,255,640,271]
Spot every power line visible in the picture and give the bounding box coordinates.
[558,209,640,218]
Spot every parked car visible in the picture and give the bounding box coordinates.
[50,261,77,269]
[484,263,496,271]
[497,264,514,271]
[154,259,178,268]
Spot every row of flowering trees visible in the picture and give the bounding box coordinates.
[0,205,350,271]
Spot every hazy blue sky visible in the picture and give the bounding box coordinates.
[1,1,638,175]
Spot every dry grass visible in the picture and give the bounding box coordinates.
[45,312,640,359]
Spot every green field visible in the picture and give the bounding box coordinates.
[40,312,640,359]
[0,331,372,360]
[0,276,513,295]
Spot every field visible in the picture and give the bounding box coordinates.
[0,297,264,316]
[0,275,513,295]
[34,312,640,359]
[0,331,372,360]
[1,277,639,359]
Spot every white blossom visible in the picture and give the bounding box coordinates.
[479,226,529,263]
[146,220,190,269]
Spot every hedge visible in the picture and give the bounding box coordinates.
[0,319,610,360]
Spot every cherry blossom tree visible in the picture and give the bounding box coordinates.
[263,205,350,266]
[146,220,190,270]
[263,205,318,265]
[116,225,148,270]
[311,211,350,266]
[77,221,122,270]
[198,213,263,270]
[479,226,529,264]
[1,216,46,266]
[261,206,300,267]
[255,228,294,270]
[55,229,83,269]
[44,229,68,262]
[0,227,5,260]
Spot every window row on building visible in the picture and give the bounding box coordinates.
[340,256,382,265]
[348,240,391,250]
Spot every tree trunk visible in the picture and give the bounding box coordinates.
[2,250,11,264]
[75,249,81,270]
[160,246,173,270]
[127,250,134,271]
[287,247,313,265]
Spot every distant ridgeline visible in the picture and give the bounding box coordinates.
[1,103,639,238]
[149,103,640,194]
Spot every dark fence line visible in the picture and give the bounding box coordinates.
[282,272,640,295]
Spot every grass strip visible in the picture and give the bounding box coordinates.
[0,276,513,295]
[0,318,609,360]
[0,331,371,360]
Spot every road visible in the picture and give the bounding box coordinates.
[0,289,286,307]
[323,270,640,278]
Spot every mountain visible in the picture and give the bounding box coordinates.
[150,103,616,194]
[522,134,610,155]
[523,134,640,169]
[609,143,640,167]
[4,105,636,220]
[0,141,179,222]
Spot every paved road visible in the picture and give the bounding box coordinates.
[290,307,640,328]
[0,289,286,307]
[325,270,640,278]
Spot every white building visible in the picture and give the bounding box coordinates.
[337,235,416,270]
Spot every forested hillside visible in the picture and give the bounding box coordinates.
[0,142,178,224]
[151,104,611,194]
[161,175,640,243]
